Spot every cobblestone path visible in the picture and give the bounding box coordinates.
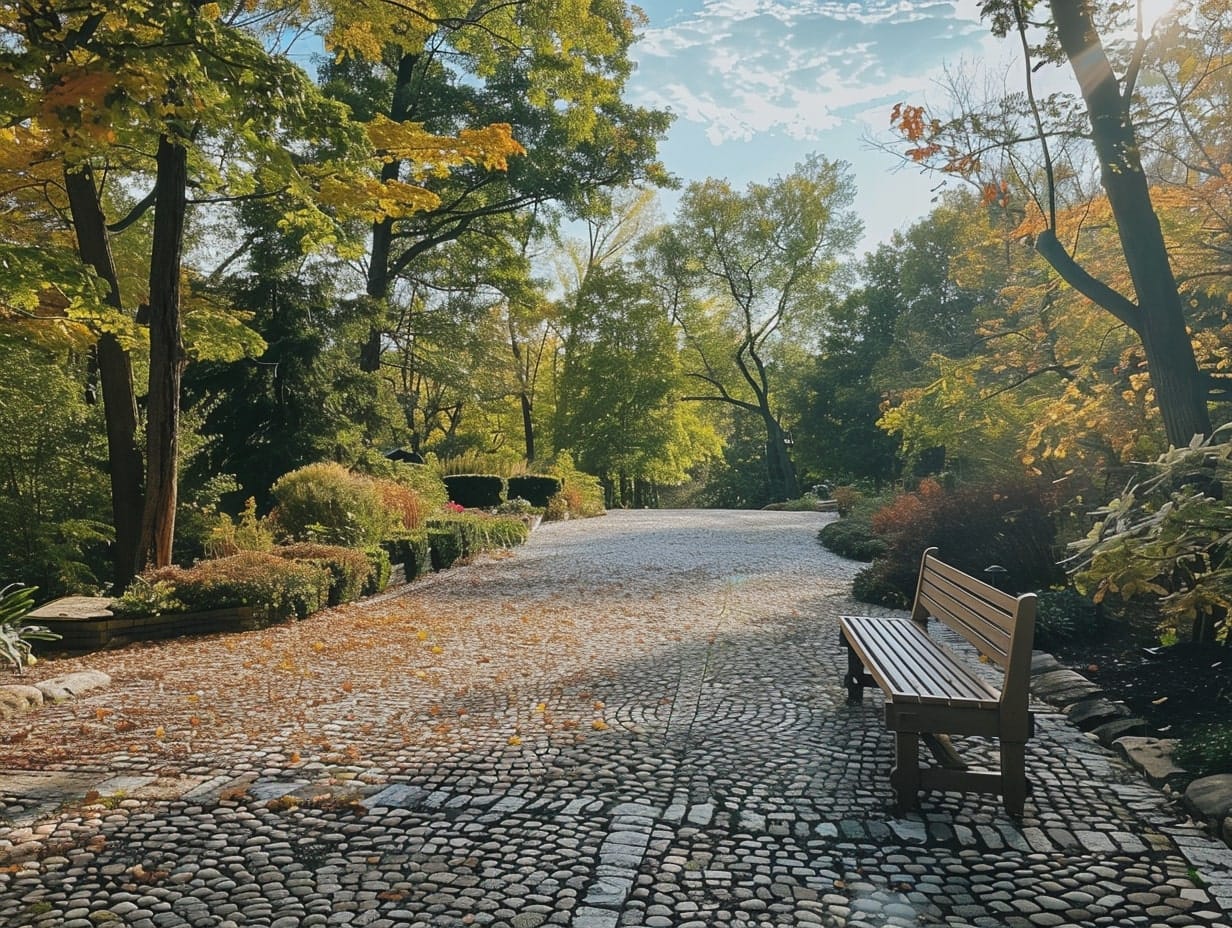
[2,509,1231,928]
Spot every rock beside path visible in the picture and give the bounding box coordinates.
[33,670,111,702]
[0,684,43,719]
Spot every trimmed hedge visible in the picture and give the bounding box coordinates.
[507,475,563,508]
[362,546,392,596]
[443,474,505,509]
[818,519,887,562]
[383,531,431,582]
[273,543,370,606]
[139,552,331,619]
[428,527,463,571]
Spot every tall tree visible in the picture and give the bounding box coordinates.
[898,0,1214,446]
[652,157,861,502]
[318,0,672,372]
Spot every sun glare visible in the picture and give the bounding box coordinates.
[1138,0,1178,32]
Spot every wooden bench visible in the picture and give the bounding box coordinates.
[840,547,1037,816]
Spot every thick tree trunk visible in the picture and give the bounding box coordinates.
[762,410,799,503]
[63,166,145,589]
[1049,0,1212,447]
[139,135,189,568]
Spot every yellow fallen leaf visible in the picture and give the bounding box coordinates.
[591,719,609,731]
[430,645,443,654]
[507,735,522,745]
[534,703,547,713]
[312,641,325,652]
[154,726,165,738]
[417,630,428,640]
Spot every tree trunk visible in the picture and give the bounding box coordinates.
[63,166,145,589]
[1049,0,1212,447]
[519,391,535,462]
[762,411,799,502]
[139,135,189,568]
[360,53,420,372]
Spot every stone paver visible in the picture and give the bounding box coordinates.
[1,509,1231,927]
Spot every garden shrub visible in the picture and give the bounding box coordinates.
[428,527,463,571]
[542,453,605,520]
[1175,723,1232,777]
[383,531,431,581]
[372,478,426,530]
[818,518,887,562]
[443,474,505,509]
[387,462,449,512]
[496,497,543,517]
[1070,428,1232,644]
[139,552,330,619]
[852,562,911,609]
[833,486,862,517]
[507,475,563,508]
[111,578,185,616]
[269,462,392,546]
[0,583,60,673]
[362,546,392,596]
[853,477,1062,607]
[1033,588,1101,650]
[205,497,275,558]
[273,543,370,605]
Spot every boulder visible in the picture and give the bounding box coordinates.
[35,670,111,702]
[1031,668,1102,705]
[1031,651,1062,676]
[1090,716,1148,746]
[0,684,44,719]
[1184,774,1232,822]
[1114,736,1186,787]
[1064,696,1129,731]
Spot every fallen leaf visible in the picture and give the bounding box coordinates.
[507,735,522,745]
[95,707,114,721]
[592,700,605,710]
[154,726,165,739]
[1152,696,1168,705]
[534,703,547,713]
[289,752,301,764]
[591,720,609,731]
[430,645,443,654]
[340,681,353,693]
[189,716,201,726]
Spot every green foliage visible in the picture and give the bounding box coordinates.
[111,578,185,617]
[1034,588,1102,650]
[269,463,392,547]
[205,498,275,559]
[362,546,392,596]
[852,561,909,609]
[443,474,506,509]
[140,553,330,620]
[1071,428,1232,644]
[0,583,59,673]
[544,453,605,520]
[273,543,371,606]
[427,514,529,558]
[387,463,449,514]
[506,476,562,509]
[383,531,431,581]
[0,338,112,595]
[427,527,463,571]
[852,477,1062,606]
[818,519,888,562]
[496,497,543,516]
[1175,723,1232,778]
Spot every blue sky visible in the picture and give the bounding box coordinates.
[625,0,1000,251]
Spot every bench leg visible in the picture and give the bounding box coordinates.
[890,731,921,811]
[1000,740,1028,817]
[843,634,865,703]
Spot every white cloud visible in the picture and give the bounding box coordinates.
[631,0,991,144]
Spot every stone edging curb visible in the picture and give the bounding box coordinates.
[1030,650,1232,848]
[0,671,111,721]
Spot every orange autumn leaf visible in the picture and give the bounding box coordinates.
[94,707,113,720]
[189,716,201,727]
[289,752,301,764]
[340,681,354,693]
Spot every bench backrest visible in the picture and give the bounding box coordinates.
[910,547,1037,712]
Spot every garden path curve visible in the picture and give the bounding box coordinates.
[2,508,1231,928]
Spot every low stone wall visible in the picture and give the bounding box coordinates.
[28,598,276,652]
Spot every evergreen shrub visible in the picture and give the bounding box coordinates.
[362,546,392,595]
[507,475,563,508]
[383,531,431,581]
[270,463,390,546]
[443,474,505,509]
[428,527,463,571]
[140,552,330,619]
[818,518,887,562]
[273,543,371,605]
[1175,724,1232,777]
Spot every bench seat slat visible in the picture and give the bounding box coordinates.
[840,616,1000,709]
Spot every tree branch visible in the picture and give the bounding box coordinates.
[1035,228,1142,334]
